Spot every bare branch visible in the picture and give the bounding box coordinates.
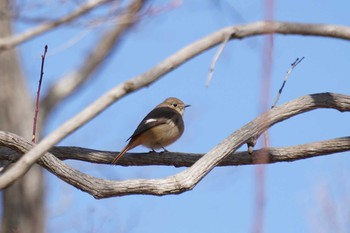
[1,21,350,189]
[249,57,304,152]
[41,0,146,115]
[32,45,48,143]
[1,137,349,167]
[271,57,304,108]
[0,0,112,51]
[0,93,349,196]
[206,33,230,87]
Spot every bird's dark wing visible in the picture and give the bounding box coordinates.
[127,107,183,141]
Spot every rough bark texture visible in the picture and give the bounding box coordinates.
[1,135,349,167]
[0,0,45,232]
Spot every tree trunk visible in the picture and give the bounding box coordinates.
[0,0,45,232]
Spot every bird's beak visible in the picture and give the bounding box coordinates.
[184,104,191,108]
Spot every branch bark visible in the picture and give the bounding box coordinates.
[1,137,349,167]
[1,93,349,197]
[1,21,350,189]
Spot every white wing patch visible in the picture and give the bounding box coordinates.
[145,118,157,124]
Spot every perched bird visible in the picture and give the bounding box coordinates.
[112,97,190,164]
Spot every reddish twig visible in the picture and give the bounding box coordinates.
[32,45,48,143]
[252,2,275,233]
[144,0,182,16]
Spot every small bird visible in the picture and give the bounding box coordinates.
[112,97,190,164]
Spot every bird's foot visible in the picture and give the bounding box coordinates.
[160,147,169,154]
[148,148,157,153]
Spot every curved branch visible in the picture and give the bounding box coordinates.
[0,0,113,51]
[1,21,350,189]
[1,93,349,196]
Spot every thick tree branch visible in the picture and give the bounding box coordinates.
[41,0,145,117]
[0,93,349,196]
[0,137,349,167]
[0,0,112,51]
[1,21,350,189]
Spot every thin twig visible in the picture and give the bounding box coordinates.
[32,45,48,143]
[206,34,230,87]
[254,57,304,153]
[271,57,304,108]
[247,57,304,153]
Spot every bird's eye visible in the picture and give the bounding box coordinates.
[172,103,178,107]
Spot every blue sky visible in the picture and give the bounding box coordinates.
[15,0,350,232]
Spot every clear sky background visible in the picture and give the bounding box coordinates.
[15,0,350,232]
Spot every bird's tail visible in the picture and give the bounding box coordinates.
[112,145,131,164]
